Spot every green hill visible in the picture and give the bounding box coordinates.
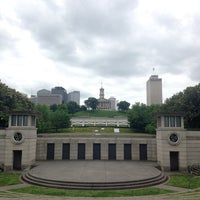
[72,110,127,118]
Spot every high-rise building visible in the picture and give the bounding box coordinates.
[36,88,62,106]
[146,75,162,105]
[37,89,51,96]
[51,86,67,104]
[67,91,80,105]
[109,97,117,110]
[37,94,62,106]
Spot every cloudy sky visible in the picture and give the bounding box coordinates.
[0,0,199,105]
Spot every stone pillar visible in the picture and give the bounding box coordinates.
[54,142,62,160]
[86,142,92,160]
[70,142,77,160]
[101,142,108,160]
[132,143,139,160]
[116,143,123,160]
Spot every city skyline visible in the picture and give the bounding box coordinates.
[0,0,199,105]
[1,71,198,106]
[30,87,80,106]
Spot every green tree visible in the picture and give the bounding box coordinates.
[50,104,68,113]
[67,101,80,114]
[0,81,34,127]
[0,112,8,128]
[56,104,68,112]
[128,103,160,133]
[35,104,52,133]
[84,97,99,111]
[117,101,130,112]
[161,83,200,128]
[36,104,71,133]
[0,82,34,112]
[80,105,87,111]
[50,104,58,112]
[51,110,71,131]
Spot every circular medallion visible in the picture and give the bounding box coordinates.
[168,133,180,145]
[12,132,24,144]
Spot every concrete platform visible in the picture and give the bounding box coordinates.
[22,161,167,189]
[28,161,161,183]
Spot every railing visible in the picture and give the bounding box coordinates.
[188,163,200,176]
[71,118,129,127]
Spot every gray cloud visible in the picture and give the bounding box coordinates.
[0,29,14,52]
[8,3,200,65]
[15,0,141,73]
[1,0,199,101]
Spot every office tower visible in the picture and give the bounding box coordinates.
[51,86,67,104]
[146,75,162,105]
[67,91,80,105]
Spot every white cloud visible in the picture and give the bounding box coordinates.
[0,0,199,105]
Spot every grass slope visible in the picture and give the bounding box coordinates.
[72,110,127,118]
[44,127,152,136]
[167,173,200,189]
[11,186,172,197]
[0,173,21,186]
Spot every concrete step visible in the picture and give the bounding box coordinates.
[22,171,168,190]
[189,164,200,176]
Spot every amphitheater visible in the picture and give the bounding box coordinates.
[1,111,200,191]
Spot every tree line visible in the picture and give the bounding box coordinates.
[161,83,200,129]
[0,81,34,127]
[128,83,200,133]
[1,81,200,133]
[0,81,131,132]
[35,99,131,132]
[84,97,130,112]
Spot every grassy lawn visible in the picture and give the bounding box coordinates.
[0,173,172,197]
[42,126,153,136]
[167,173,200,189]
[11,186,173,197]
[67,127,133,134]
[72,110,127,118]
[0,173,21,187]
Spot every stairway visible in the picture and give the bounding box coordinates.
[188,164,200,176]
[22,171,167,190]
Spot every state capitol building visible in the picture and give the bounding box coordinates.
[97,85,116,110]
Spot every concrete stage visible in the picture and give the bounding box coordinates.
[22,161,167,189]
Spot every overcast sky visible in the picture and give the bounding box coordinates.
[0,0,199,105]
